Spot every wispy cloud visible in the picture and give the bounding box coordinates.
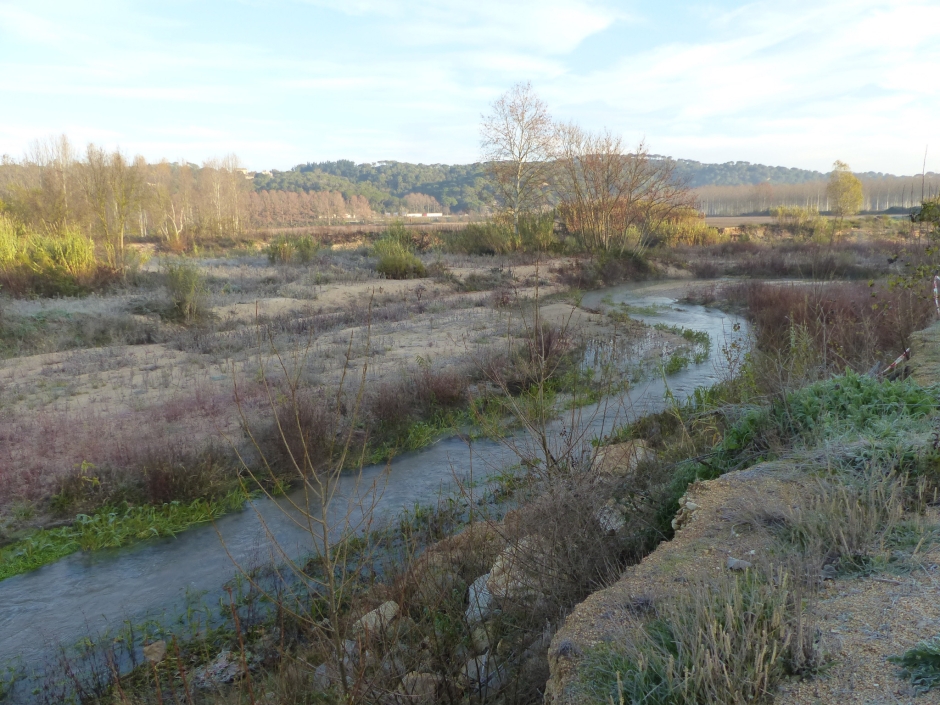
[0,0,936,172]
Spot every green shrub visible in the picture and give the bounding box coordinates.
[164,260,207,322]
[266,234,321,264]
[293,234,319,263]
[0,216,113,297]
[444,221,513,255]
[373,234,427,279]
[267,236,294,264]
[376,247,426,279]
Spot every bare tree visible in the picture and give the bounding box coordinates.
[79,145,145,270]
[480,82,555,242]
[27,134,79,233]
[554,127,694,256]
[403,192,441,214]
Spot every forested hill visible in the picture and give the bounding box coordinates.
[253,160,492,214]
[252,158,905,213]
[671,159,826,187]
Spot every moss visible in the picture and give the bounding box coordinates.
[0,491,248,582]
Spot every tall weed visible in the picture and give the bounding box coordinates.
[164,260,208,322]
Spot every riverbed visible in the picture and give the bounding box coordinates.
[0,280,748,691]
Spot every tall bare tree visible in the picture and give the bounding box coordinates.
[27,135,79,233]
[480,82,555,241]
[554,126,693,255]
[79,145,145,270]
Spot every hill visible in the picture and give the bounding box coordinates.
[253,158,930,214]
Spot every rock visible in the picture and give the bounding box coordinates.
[466,573,495,623]
[595,499,627,533]
[142,640,166,664]
[487,536,553,602]
[727,557,753,571]
[193,650,242,689]
[397,672,443,704]
[594,441,650,477]
[671,494,701,531]
[343,639,360,663]
[312,663,330,690]
[461,652,507,696]
[394,615,418,639]
[471,625,492,654]
[352,601,400,636]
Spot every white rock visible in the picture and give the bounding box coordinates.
[466,573,494,623]
[595,500,626,533]
[461,652,507,696]
[351,600,399,635]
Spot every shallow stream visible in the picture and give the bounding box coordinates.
[0,280,747,685]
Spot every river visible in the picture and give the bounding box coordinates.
[0,280,747,694]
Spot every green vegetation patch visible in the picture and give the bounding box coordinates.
[578,570,815,705]
[707,371,937,478]
[890,637,940,694]
[0,492,247,582]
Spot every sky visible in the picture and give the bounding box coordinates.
[0,0,938,174]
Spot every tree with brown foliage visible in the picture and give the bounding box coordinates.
[553,125,694,256]
[480,82,555,240]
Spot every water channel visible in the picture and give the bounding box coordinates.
[0,280,748,691]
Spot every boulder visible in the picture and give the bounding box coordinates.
[486,536,553,602]
[397,672,443,703]
[594,441,649,477]
[466,573,495,623]
[460,652,507,696]
[595,499,626,533]
[352,601,400,636]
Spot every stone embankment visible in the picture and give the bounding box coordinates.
[545,322,940,705]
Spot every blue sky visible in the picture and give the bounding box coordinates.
[0,0,937,173]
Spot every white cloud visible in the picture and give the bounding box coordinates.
[0,0,937,172]
[543,0,940,171]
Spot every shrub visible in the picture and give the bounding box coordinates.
[444,221,513,255]
[164,260,208,322]
[0,216,115,297]
[293,234,319,263]
[373,238,426,279]
[725,281,934,375]
[266,236,294,264]
[266,234,321,264]
[442,214,559,255]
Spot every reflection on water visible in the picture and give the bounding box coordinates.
[0,280,748,682]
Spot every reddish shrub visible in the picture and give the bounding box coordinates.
[727,281,933,371]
